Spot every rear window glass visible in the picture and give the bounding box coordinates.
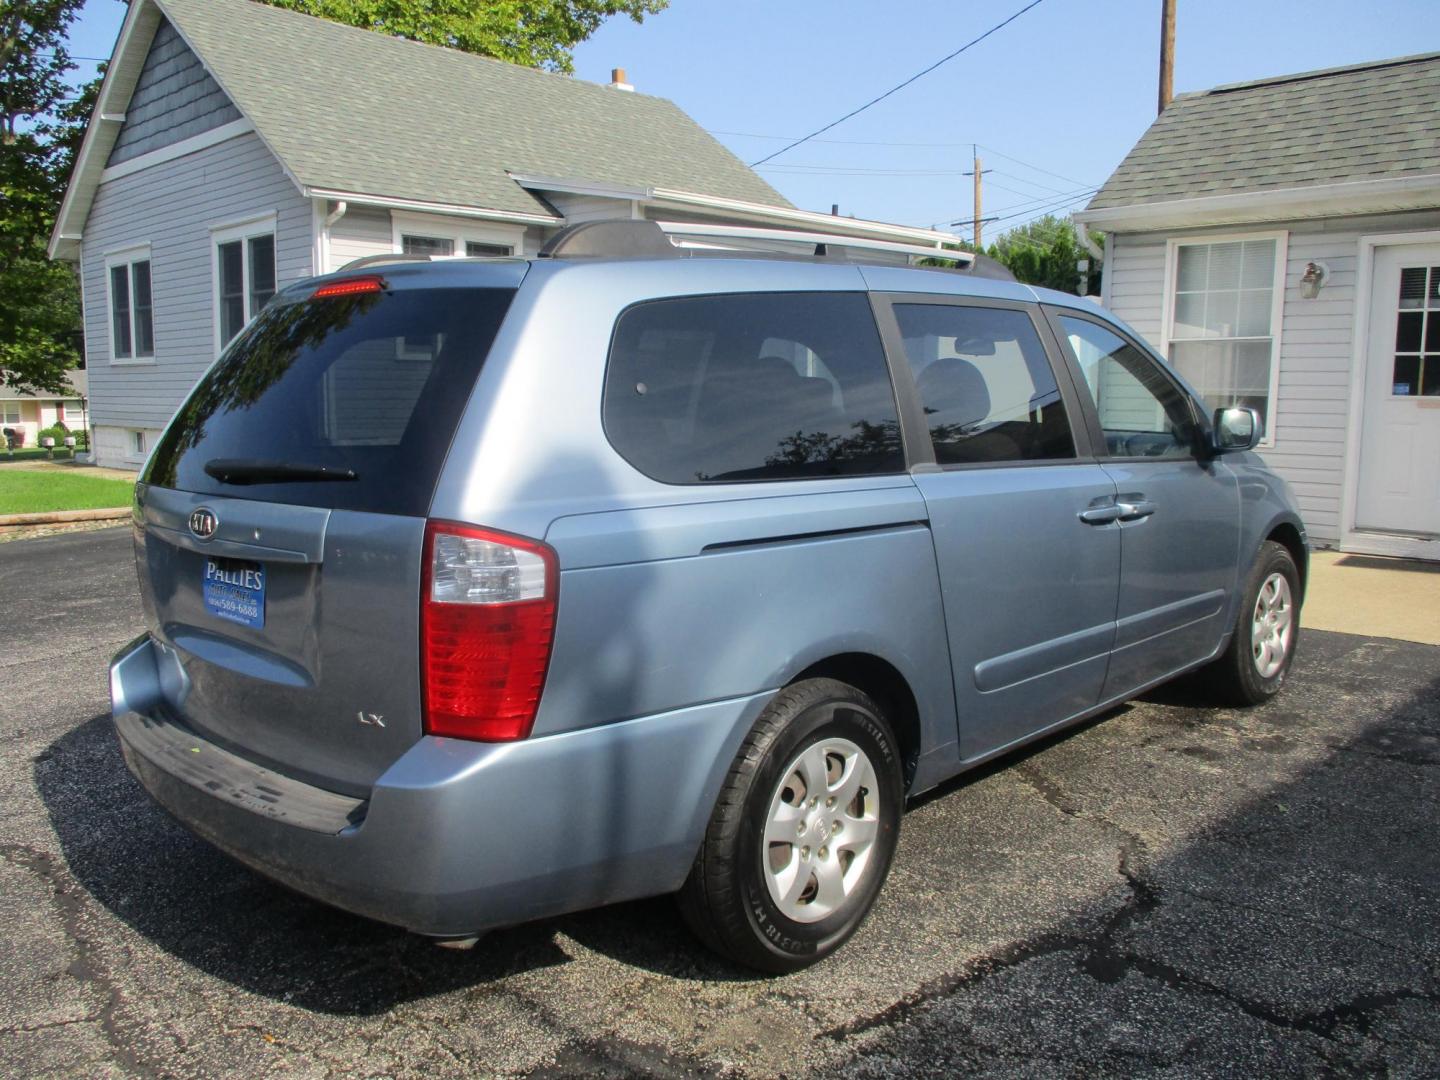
[603,292,903,483]
[143,287,514,516]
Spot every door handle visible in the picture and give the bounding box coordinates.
[1116,499,1157,521]
[1078,505,1123,525]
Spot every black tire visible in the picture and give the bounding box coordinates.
[678,678,903,974]
[1204,540,1301,706]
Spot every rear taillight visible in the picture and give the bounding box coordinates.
[420,521,558,741]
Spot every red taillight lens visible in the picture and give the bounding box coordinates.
[313,275,385,299]
[420,521,558,741]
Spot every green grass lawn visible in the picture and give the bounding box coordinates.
[0,470,135,515]
[2,446,86,462]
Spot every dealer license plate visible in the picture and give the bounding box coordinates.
[202,558,266,629]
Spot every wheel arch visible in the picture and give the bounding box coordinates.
[788,653,923,793]
[1264,517,1309,602]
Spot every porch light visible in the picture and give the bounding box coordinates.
[1300,261,1327,299]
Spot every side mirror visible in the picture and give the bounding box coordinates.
[1212,406,1262,453]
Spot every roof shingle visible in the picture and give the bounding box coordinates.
[1088,52,1440,210]
[159,0,791,216]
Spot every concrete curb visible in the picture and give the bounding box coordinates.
[0,507,131,526]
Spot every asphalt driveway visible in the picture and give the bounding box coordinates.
[1,527,1437,1077]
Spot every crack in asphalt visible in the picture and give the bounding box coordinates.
[0,842,158,1078]
[822,763,1437,1053]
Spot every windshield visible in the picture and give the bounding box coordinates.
[143,286,515,516]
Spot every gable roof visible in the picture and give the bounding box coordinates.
[52,0,792,256]
[0,370,87,402]
[1081,52,1440,226]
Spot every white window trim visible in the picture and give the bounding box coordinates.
[390,211,523,259]
[125,428,154,465]
[1160,229,1288,449]
[211,212,278,357]
[104,243,155,366]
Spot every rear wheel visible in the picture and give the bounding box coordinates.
[678,678,903,973]
[1205,541,1301,706]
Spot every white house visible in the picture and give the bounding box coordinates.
[1075,52,1440,560]
[50,0,956,470]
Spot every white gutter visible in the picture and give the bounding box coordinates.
[1075,220,1104,260]
[306,188,563,226]
[322,199,348,230]
[506,172,649,202]
[1074,173,1440,233]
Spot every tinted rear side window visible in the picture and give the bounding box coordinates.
[893,304,1076,466]
[603,292,903,483]
[143,287,514,516]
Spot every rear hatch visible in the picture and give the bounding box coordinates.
[134,268,520,795]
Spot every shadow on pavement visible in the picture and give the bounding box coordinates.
[31,631,1440,1073]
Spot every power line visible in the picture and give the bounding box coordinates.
[987,169,1079,196]
[748,0,1050,167]
[914,186,1097,234]
[977,144,1097,190]
[716,129,974,148]
[989,189,1098,228]
[759,164,973,177]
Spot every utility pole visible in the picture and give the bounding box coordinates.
[963,145,991,249]
[1158,0,1176,113]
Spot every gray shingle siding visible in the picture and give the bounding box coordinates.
[107,18,242,166]
[83,132,312,435]
[1089,53,1440,210]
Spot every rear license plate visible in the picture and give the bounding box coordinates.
[202,558,266,629]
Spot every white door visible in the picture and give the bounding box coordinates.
[1355,244,1440,546]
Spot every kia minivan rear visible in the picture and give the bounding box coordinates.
[113,224,1306,972]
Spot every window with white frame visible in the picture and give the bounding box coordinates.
[106,248,155,361]
[392,212,521,261]
[214,217,277,350]
[1166,235,1284,434]
[61,400,84,422]
[1,403,20,425]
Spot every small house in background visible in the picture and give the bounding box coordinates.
[1076,53,1440,559]
[0,370,88,450]
[50,0,953,471]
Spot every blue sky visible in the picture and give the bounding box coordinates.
[64,0,1439,239]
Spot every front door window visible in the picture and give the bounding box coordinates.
[1392,265,1440,397]
[1058,316,1200,458]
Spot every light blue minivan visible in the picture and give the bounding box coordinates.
[111,221,1306,972]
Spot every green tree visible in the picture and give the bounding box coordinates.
[986,214,1103,296]
[260,0,667,72]
[1,0,93,395]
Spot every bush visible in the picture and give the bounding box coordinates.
[37,424,68,446]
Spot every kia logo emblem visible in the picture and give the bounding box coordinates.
[189,507,218,541]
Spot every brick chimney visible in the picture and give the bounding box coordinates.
[610,67,634,92]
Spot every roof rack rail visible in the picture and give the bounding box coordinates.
[337,253,435,272]
[654,221,975,268]
[537,219,1010,278]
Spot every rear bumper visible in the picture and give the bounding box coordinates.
[111,634,769,936]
